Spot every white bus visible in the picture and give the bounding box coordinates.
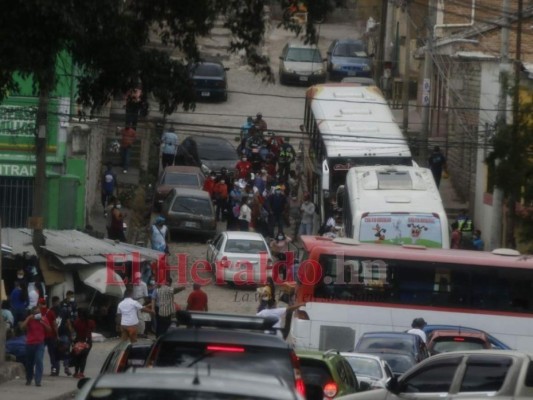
[289,237,533,352]
[303,84,413,221]
[341,166,450,249]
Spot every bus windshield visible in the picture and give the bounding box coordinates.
[311,254,533,314]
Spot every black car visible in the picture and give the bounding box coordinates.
[189,61,229,101]
[178,135,238,176]
[145,312,306,398]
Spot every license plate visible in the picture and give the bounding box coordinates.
[299,76,308,82]
[184,221,198,228]
[201,91,211,97]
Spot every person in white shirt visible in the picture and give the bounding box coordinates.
[27,282,39,309]
[407,317,428,343]
[256,300,305,337]
[238,198,252,231]
[116,288,152,343]
[299,193,316,236]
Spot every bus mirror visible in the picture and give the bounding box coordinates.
[322,160,330,191]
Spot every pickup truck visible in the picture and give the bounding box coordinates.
[338,350,533,400]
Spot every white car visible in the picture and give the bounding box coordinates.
[206,231,273,285]
[341,352,394,390]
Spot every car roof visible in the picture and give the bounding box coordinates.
[340,352,384,362]
[361,332,418,340]
[187,135,233,145]
[428,330,489,340]
[415,349,533,364]
[156,327,290,349]
[169,187,211,198]
[91,368,297,399]
[223,231,267,241]
[163,165,203,174]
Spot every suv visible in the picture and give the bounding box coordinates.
[296,349,361,400]
[354,332,429,364]
[427,330,491,355]
[333,350,533,400]
[145,312,306,397]
[327,39,373,81]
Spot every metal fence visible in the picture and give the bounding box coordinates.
[0,176,34,228]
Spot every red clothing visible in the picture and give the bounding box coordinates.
[451,230,462,249]
[187,289,208,311]
[235,160,252,179]
[42,307,57,338]
[121,127,137,148]
[26,319,48,345]
[203,178,216,197]
[213,182,228,200]
[73,318,96,342]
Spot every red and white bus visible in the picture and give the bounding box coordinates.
[289,236,533,351]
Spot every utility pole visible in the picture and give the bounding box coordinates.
[402,1,412,133]
[375,0,389,84]
[491,0,511,250]
[420,0,437,165]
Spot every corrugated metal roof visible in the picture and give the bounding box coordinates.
[1,228,164,267]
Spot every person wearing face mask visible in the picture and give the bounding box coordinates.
[57,291,77,376]
[21,306,52,386]
[213,177,229,222]
[238,197,252,231]
[235,154,252,180]
[202,171,217,199]
[109,199,127,241]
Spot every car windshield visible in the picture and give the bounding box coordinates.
[225,239,268,254]
[299,359,333,387]
[376,354,414,374]
[197,141,236,161]
[345,357,382,379]
[285,47,322,63]
[172,197,212,216]
[432,338,486,353]
[162,173,199,186]
[86,388,274,400]
[358,338,413,353]
[193,64,223,77]
[154,343,295,386]
[332,43,368,58]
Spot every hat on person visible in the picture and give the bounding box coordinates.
[155,216,165,225]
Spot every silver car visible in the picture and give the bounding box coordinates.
[341,352,394,390]
[279,42,326,85]
[207,231,274,285]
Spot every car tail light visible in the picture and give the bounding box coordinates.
[290,351,306,397]
[323,382,338,398]
[206,345,245,353]
[295,310,310,320]
[453,337,465,342]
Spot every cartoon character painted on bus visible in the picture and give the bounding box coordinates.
[392,219,403,245]
[373,224,386,242]
[407,223,428,245]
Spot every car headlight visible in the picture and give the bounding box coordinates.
[201,164,210,175]
[283,66,295,74]
[332,63,342,71]
[313,68,325,75]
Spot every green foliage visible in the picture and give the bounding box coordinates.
[0,0,325,114]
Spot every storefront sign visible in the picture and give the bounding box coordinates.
[0,105,37,137]
[0,163,36,177]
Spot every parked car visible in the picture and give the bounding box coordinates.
[336,350,533,400]
[427,329,492,355]
[77,368,304,400]
[206,231,274,285]
[357,349,416,379]
[153,165,205,209]
[423,324,511,349]
[340,77,376,85]
[189,61,229,102]
[144,311,306,398]
[279,42,326,85]
[327,39,373,81]
[99,340,153,374]
[161,187,217,237]
[180,135,239,176]
[296,349,361,400]
[340,352,394,390]
[354,332,429,364]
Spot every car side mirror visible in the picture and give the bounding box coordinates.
[77,377,91,389]
[386,376,399,393]
[358,381,371,392]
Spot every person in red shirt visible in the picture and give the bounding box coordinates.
[21,306,51,386]
[235,156,252,180]
[39,297,60,376]
[186,283,208,311]
[213,178,229,221]
[120,124,137,173]
[203,171,217,199]
[71,308,96,379]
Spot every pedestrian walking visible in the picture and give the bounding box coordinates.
[266,186,287,236]
[151,277,186,337]
[299,193,315,236]
[213,178,229,222]
[203,171,217,199]
[116,288,152,343]
[428,146,447,188]
[57,290,77,376]
[109,200,127,242]
[21,306,51,386]
[119,124,137,173]
[150,216,169,254]
[160,127,179,168]
[101,162,117,217]
[186,283,208,312]
[238,197,252,231]
[71,308,95,379]
[40,296,60,376]
[9,281,28,325]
